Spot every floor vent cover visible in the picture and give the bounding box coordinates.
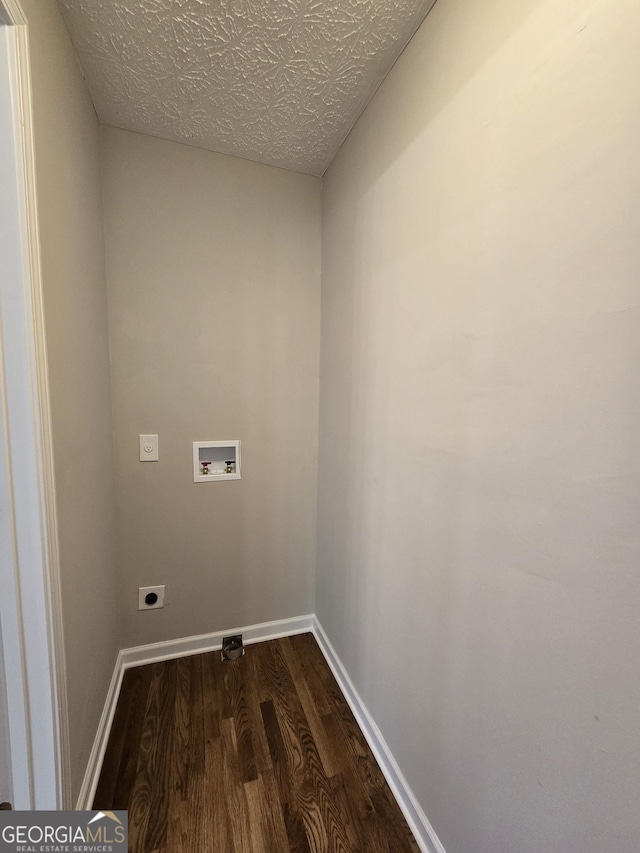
[221,634,244,661]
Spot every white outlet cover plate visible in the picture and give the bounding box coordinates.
[139,434,159,461]
[138,585,165,610]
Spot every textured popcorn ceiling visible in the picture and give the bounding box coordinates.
[57,0,436,175]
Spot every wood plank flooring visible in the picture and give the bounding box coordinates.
[94,633,419,852]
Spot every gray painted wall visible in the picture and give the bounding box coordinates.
[21,0,121,802]
[317,0,640,850]
[101,128,321,648]
[9,0,640,835]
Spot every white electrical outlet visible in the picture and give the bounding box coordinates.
[138,585,165,610]
[139,434,159,462]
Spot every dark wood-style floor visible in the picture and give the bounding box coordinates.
[95,633,419,852]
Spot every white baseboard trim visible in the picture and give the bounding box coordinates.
[120,613,314,669]
[312,617,446,853]
[78,611,445,853]
[75,649,125,810]
[76,614,314,809]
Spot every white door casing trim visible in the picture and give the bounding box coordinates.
[0,0,70,809]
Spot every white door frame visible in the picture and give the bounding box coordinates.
[0,0,70,809]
